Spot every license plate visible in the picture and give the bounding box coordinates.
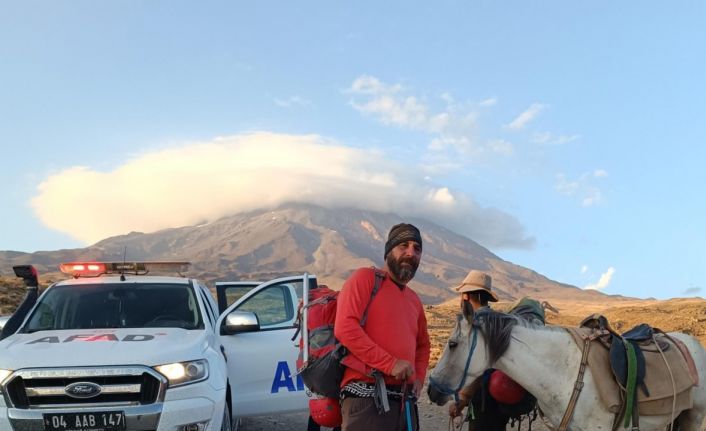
[43,411,126,431]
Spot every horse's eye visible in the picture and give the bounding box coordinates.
[448,339,458,348]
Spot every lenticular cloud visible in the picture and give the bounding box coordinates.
[31,132,534,249]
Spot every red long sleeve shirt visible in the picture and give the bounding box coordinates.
[334,267,431,387]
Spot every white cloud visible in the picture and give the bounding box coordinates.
[581,265,588,274]
[593,169,609,178]
[531,132,579,145]
[350,75,401,95]
[581,188,602,207]
[555,173,580,196]
[31,132,534,250]
[479,98,497,107]
[440,92,454,104]
[428,187,455,205]
[555,171,608,207]
[348,77,575,175]
[274,96,311,108]
[584,267,616,291]
[348,75,509,166]
[349,75,473,134]
[507,103,546,130]
[487,139,514,156]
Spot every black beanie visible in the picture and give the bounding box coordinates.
[384,223,422,259]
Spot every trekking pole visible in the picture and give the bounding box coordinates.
[401,379,413,430]
[404,397,413,430]
[302,272,310,364]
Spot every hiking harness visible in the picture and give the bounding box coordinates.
[340,378,419,429]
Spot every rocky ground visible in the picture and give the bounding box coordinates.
[235,382,548,431]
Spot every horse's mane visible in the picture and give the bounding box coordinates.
[476,310,549,365]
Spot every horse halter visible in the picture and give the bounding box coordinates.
[428,318,479,404]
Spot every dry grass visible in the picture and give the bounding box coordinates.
[0,276,29,315]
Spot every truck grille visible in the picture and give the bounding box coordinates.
[3,367,165,409]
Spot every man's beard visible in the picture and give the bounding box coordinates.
[386,254,419,284]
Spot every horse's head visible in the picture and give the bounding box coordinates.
[427,302,490,406]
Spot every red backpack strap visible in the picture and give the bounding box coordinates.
[359,269,385,327]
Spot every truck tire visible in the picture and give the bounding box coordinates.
[221,403,232,431]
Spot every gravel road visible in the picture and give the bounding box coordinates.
[235,383,550,431]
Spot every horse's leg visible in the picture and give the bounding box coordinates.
[670,333,706,431]
[674,405,706,431]
[675,408,706,431]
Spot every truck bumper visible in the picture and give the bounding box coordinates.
[1,384,226,431]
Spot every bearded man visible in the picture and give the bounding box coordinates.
[334,223,430,431]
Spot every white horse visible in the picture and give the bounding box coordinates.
[427,309,706,431]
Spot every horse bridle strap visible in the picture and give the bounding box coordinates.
[557,328,609,431]
[428,325,478,404]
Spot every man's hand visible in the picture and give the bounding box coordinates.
[391,359,414,381]
[448,399,468,418]
[412,379,423,398]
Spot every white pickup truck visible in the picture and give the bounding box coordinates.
[0,262,310,431]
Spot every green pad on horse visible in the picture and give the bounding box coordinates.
[508,296,545,324]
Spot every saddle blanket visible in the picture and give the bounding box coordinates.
[565,327,697,415]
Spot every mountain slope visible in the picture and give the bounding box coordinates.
[0,203,621,304]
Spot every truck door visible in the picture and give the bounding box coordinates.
[216,275,314,417]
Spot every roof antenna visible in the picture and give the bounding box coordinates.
[120,246,127,281]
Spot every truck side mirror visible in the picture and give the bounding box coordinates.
[222,311,260,335]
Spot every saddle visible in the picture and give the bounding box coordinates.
[566,314,698,430]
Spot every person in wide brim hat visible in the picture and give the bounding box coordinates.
[449,269,510,430]
[454,269,499,302]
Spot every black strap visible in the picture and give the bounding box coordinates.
[0,287,38,340]
[290,321,301,342]
[360,269,385,327]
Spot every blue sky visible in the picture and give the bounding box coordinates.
[1,1,704,299]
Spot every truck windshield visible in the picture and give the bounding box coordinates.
[23,283,204,332]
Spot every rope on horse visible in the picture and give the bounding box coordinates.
[653,333,678,429]
[537,406,558,431]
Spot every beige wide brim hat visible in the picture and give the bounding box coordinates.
[454,270,499,302]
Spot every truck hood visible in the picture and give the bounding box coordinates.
[0,328,210,370]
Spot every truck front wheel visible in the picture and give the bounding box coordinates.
[221,403,232,431]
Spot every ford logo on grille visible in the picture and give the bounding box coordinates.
[65,382,102,399]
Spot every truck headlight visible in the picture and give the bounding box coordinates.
[154,360,208,387]
[0,369,12,384]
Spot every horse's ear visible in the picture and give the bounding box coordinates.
[461,300,474,323]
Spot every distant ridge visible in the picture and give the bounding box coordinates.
[0,203,627,304]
